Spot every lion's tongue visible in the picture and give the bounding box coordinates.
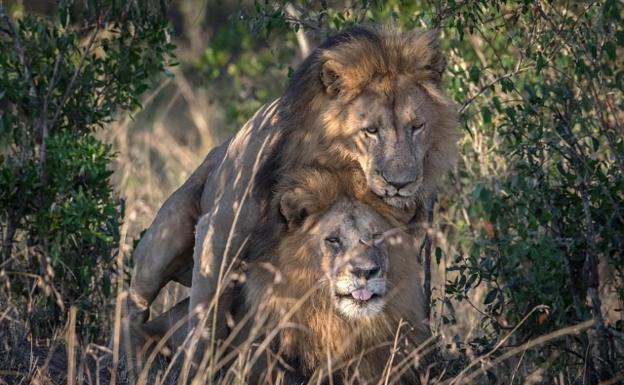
[351,288,373,301]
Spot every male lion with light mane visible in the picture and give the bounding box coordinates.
[234,168,437,385]
[123,26,457,360]
[144,168,437,384]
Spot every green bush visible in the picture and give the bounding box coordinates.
[0,2,174,339]
[441,1,623,381]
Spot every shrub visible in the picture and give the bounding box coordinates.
[0,1,174,339]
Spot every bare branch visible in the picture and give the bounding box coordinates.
[285,2,311,58]
[39,55,63,167]
[452,319,595,385]
[580,171,613,379]
[47,21,101,132]
[419,193,436,321]
[459,67,532,114]
[0,7,39,112]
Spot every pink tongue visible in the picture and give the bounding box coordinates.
[351,288,373,301]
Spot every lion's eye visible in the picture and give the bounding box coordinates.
[325,237,341,247]
[362,126,379,135]
[411,123,425,135]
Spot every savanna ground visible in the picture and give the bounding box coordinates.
[0,1,622,384]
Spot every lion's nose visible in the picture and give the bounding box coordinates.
[390,181,411,190]
[352,264,381,280]
[381,173,413,190]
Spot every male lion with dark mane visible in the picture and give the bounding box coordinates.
[123,26,457,361]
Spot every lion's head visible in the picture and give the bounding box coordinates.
[278,178,394,319]
[245,168,431,379]
[280,27,458,209]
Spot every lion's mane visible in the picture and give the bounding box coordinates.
[261,26,458,209]
[243,168,433,384]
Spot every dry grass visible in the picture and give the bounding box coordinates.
[0,62,488,383]
[0,273,602,385]
[0,46,512,385]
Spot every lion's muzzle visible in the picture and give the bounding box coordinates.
[333,245,388,319]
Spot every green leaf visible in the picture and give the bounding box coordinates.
[484,288,498,305]
[135,83,149,95]
[466,273,479,289]
[500,77,514,92]
[481,106,492,124]
[469,65,481,84]
[536,54,546,74]
[604,41,616,61]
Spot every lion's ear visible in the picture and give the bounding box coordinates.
[320,60,343,97]
[279,187,311,229]
[418,29,446,83]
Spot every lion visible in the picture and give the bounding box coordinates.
[235,168,436,385]
[123,26,457,362]
[143,167,437,384]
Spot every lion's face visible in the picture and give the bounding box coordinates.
[329,80,438,209]
[278,185,393,320]
[314,198,390,319]
[284,28,459,210]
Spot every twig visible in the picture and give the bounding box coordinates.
[39,54,63,169]
[580,171,613,380]
[110,206,130,385]
[449,304,550,385]
[285,3,311,58]
[557,105,613,380]
[459,67,532,114]
[419,192,436,320]
[0,7,38,106]
[381,320,405,385]
[66,306,77,385]
[278,14,321,32]
[509,347,529,385]
[452,319,595,385]
[433,0,469,28]
[1,209,21,264]
[47,21,101,132]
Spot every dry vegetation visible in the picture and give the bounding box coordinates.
[1,1,623,384]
